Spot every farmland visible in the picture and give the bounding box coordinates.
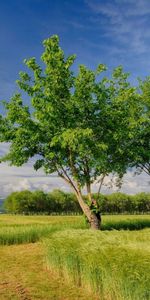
[0,215,150,299]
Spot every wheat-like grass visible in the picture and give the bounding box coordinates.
[44,229,150,300]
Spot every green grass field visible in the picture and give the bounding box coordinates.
[0,214,150,299]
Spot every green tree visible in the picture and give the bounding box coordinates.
[48,189,66,213]
[128,77,150,175]
[4,190,32,214]
[0,35,142,229]
[31,190,47,213]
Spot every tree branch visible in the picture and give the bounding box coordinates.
[55,163,79,195]
[97,174,106,197]
[138,163,150,175]
[84,157,92,202]
[68,148,82,193]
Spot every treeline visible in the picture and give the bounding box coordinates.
[4,190,81,214]
[3,190,150,214]
[95,192,150,214]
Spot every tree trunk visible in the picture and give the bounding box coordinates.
[89,212,101,230]
[58,172,101,230]
[75,191,101,230]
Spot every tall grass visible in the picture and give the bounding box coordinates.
[0,215,150,299]
[0,218,86,245]
[44,229,150,300]
[101,218,150,230]
[0,225,55,245]
[0,215,150,245]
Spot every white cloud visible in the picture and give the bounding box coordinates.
[0,142,149,198]
[0,161,149,198]
[0,142,10,156]
[91,170,150,195]
[86,0,150,55]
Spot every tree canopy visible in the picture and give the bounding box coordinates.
[0,35,148,228]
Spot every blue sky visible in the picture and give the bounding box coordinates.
[0,0,150,197]
[1,0,150,103]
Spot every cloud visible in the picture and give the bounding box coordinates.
[0,159,149,198]
[0,142,149,198]
[0,143,64,198]
[86,0,150,19]
[1,117,149,197]
[91,170,150,195]
[0,170,68,198]
[85,0,150,55]
[0,143,10,156]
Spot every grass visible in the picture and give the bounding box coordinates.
[0,215,86,245]
[0,215,85,226]
[0,243,98,300]
[0,214,150,245]
[0,214,150,299]
[101,216,150,230]
[44,228,150,300]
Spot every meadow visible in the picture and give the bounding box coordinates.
[0,214,150,299]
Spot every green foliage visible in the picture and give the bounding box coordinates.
[130,77,150,175]
[1,35,149,226]
[0,35,145,196]
[4,190,150,214]
[4,189,81,214]
[4,190,32,214]
[93,192,150,214]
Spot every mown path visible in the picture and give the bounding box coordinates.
[0,243,99,300]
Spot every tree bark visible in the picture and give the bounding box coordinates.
[75,190,101,230]
[57,168,101,230]
[89,212,101,230]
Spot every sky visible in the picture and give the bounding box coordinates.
[0,0,150,197]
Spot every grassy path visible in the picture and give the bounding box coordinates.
[0,243,98,300]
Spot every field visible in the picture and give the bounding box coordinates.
[0,215,150,300]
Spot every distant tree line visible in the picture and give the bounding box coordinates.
[95,192,150,214]
[3,190,150,214]
[3,189,81,215]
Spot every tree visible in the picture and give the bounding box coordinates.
[0,35,142,229]
[4,190,32,214]
[31,190,48,213]
[128,77,150,175]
